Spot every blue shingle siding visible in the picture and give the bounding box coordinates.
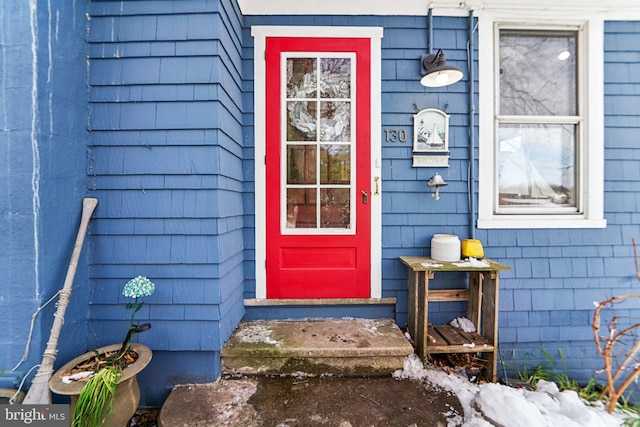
[384,16,473,326]
[0,0,91,373]
[87,0,245,405]
[239,15,640,393]
[493,21,640,389]
[8,1,632,406]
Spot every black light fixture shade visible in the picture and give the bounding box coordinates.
[421,48,463,88]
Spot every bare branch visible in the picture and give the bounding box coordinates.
[591,237,640,412]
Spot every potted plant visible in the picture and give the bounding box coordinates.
[49,276,155,427]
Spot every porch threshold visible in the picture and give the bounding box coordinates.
[244,297,396,306]
[243,298,398,321]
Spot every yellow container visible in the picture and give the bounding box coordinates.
[461,239,484,258]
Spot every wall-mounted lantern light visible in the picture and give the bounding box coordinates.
[428,173,448,201]
[420,48,463,87]
[420,8,463,88]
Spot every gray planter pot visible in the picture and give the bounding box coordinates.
[49,343,152,427]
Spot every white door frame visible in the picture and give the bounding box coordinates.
[252,25,383,299]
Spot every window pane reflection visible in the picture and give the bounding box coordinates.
[500,31,577,116]
[287,188,317,228]
[287,145,317,184]
[287,58,317,98]
[320,145,350,185]
[320,101,350,142]
[287,101,317,141]
[320,58,351,98]
[498,124,576,208]
[320,188,350,229]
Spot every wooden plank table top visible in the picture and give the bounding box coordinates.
[399,256,511,272]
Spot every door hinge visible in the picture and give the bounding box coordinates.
[265,155,267,165]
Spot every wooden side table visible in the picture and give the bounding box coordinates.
[399,256,510,382]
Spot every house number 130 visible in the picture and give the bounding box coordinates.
[384,128,407,143]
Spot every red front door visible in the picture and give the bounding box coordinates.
[265,37,371,298]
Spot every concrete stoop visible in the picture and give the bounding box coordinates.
[220,318,414,376]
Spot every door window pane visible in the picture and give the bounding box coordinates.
[287,145,317,184]
[500,31,577,116]
[320,188,350,229]
[320,145,350,185]
[320,58,351,98]
[287,188,317,229]
[320,101,351,142]
[287,101,317,141]
[497,124,576,208]
[287,58,317,98]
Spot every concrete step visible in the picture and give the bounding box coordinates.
[221,318,414,376]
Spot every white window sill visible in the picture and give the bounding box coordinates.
[477,217,607,229]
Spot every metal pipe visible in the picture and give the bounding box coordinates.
[23,198,99,404]
[428,7,433,54]
[468,11,476,239]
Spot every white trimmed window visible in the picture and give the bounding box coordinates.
[478,16,606,229]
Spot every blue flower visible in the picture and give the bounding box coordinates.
[122,276,155,299]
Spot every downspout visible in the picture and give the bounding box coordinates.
[428,7,433,54]
[468,10,477,239]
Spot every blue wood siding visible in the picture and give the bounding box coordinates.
[0,0,90,376]
[87,0,245,405]
[3,0,639,408]
[496,20,640,384]
[244,15,640,390]
[243,13,474,323]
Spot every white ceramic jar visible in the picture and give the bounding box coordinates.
[430,234,461,262]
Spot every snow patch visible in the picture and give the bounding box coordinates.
[475,383,548,427]
[421,262,444,268]
[349,318,385,335]
[452,258,490,268]
[393,354,627,426]
[450,317,476,333]
[235,323,281,346]
[61,371,93,384]
[212,379,258,426]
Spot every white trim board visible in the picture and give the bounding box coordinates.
[240,0,640,19]
[252,26,384,299]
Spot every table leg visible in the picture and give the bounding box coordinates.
[467,271,482,331]
[416,271,429,362]
[408,270,418,342]
[481,271,499,382]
